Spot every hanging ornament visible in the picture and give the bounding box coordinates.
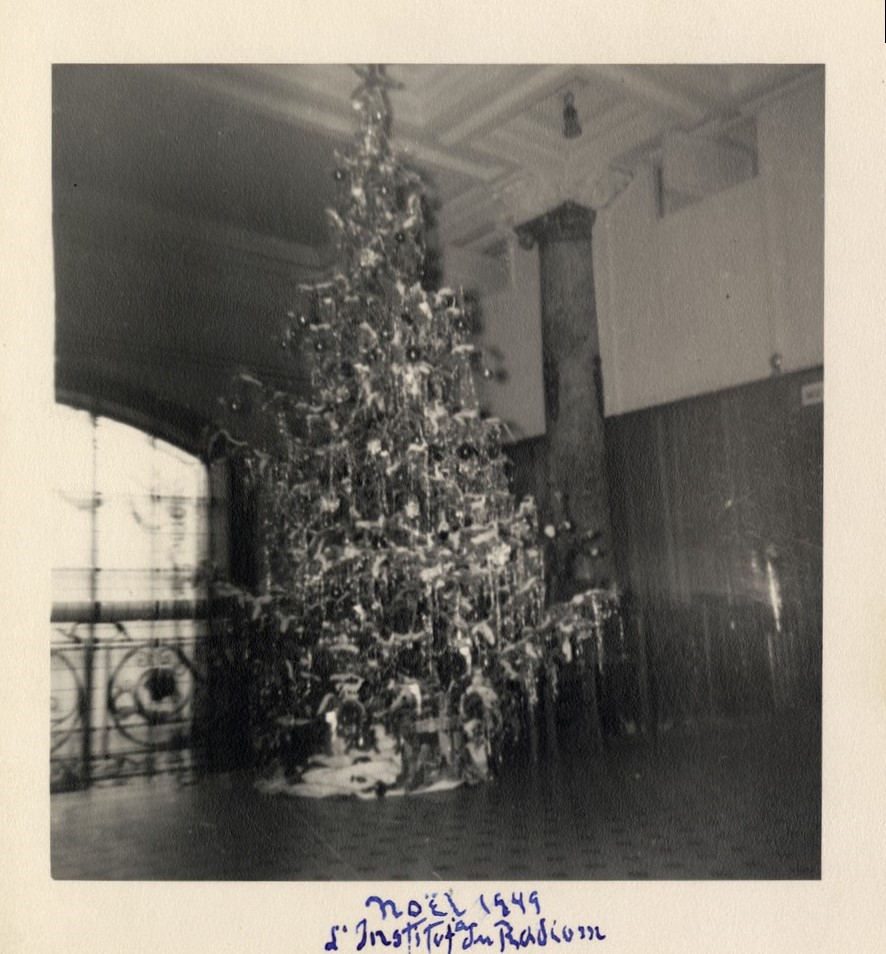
[406,345,422,363]
[334,168,346,182]
[457,442,478,461]
[482,366,494,380]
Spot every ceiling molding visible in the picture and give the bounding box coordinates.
[578,65,715,124]
[58,65,821,256]
[166,65,503,185]
[732,64,823,117]
[563,109,670,179]
[165,65,355,138]
[438,65,581,146]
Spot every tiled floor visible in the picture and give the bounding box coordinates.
[51,712,820,880]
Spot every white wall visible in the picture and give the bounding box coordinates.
[756,73,826,374]
[594,70,824,415]
[442,72,823,426]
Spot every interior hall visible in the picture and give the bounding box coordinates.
[50,64,823,881]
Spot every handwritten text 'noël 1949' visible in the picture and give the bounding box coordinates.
[323,890,606,953]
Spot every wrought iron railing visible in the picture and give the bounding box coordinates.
[50,601,207,791]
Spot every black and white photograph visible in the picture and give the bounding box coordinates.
[48,63,823,881]
[3,3,886,951]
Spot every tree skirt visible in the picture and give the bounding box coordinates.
[256,721,489,799]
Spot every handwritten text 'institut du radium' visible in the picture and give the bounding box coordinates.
[322,889,606,953]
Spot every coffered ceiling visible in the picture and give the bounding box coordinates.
[54,64,818,257]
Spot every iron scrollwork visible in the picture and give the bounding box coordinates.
[50,619,204,791]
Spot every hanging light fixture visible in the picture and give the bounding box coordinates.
[562,91,582,139]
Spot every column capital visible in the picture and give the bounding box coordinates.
[515,201,596,250]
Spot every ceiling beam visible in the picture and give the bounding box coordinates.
[165,65,501,183]
[563,107,669,176]
[397,139,506,184]
[578,65,715,125]
[438,65,579,146]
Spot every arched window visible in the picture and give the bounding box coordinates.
[50,403,212,790]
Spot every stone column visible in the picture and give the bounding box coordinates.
[515,201,616,597]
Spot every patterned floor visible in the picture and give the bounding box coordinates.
[51,712,820,880]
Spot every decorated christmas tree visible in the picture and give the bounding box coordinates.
[218,66,606,797]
